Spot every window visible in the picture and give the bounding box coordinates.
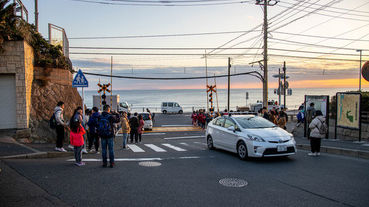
[234,116,276,129]
[224,118,236,128]
[214,118,224,127]
[162,103,167,107]
[175,103,179,107]
[168,103,174,107]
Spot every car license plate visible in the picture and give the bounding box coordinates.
[277,145,287,152]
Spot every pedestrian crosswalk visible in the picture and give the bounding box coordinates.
[125,142,206,153]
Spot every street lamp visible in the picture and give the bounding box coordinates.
[357,49,362,91]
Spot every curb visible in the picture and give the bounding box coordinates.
[296,144,369,160]
[0,151,73,159]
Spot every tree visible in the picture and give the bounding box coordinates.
[0,0,17,52]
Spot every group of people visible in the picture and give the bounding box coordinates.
[52,101,147,168]
[261,106,289,129]
[191,110,219,129]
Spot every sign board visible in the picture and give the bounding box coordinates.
[362,61,369,82]
[72,69,88,87]
[246,92,249,100]
[304,95,329,138]
[336,93,361,129]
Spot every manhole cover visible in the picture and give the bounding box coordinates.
[138,161,162,167]
[219,178,248,188]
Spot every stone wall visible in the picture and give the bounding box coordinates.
[336,123,369,141]
[0,41,34,129]
[29,67,82,143]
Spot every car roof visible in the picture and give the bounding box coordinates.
[224,114,256,118]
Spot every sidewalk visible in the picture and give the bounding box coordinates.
[287,121,369,159]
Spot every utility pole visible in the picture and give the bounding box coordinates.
[227,57,231,112]
[110,56,113,107]
[278,68,281,105]
[205,50,209,112]
[35,0,39,32]
[283,61,286,108]
[256,0,278,108]
[357,49,362,91]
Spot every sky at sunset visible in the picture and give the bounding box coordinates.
[19,0,369,90]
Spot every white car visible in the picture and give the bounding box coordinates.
[161,102,183,114]
[205,115,296,159]
[138,112,153,130]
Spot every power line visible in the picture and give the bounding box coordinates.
[83,71,262,80]
[286,0,369,15]
[69,30,262,40]
[268,54,367,62]
[279,1,369,18]
[270,37,369,51]
[71,0,250,6]
[70,52,260,56]
[69,46,369,57]
[275,3,369,22]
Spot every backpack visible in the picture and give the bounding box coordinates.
[97,114,114,138]
[318,119,327,135]
[49,113,57,129]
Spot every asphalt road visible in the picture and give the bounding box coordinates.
[2,113,369,207]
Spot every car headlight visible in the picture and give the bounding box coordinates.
[247,134,265,142]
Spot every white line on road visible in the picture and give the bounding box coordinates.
[143,133,166,136]
[179,143,189,146]
[127,144,145,152]
[164,135,205,140]
[67,158,162,162]
[161,125,193,127]
[162,144,187,151]
[66,156,203,162]
[145,144,167,152]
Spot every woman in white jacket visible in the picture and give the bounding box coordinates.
[308,110,326,156]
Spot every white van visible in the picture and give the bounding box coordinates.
[161,102,183,114]
[118,101,131,113]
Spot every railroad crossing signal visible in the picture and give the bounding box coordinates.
[207,85,217,112]
[98,83,111,106]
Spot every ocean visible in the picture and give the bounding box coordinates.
[79,88,365,113]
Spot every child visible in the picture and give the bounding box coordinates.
[70,108,86,166]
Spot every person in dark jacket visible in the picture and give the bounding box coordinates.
[87,107,100,153]
[129,112,139,143]
[98,105,120,168]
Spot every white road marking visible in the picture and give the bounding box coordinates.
[67,158,162,162]
[143,133,166,136]
[194,142,207,146]
[145,144,167,152]
[162,144,187,151]
[127,144,145,152]
[161,125,193,127]
[179,143,189,146]
[164,135,205,140]
[67,157,203,162]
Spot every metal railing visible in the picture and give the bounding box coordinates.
[48,23,69,58]
[13,0,28,22]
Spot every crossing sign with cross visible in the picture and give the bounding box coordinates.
[72,69,88,87]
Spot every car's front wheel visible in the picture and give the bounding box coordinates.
[237,142,248,160]
[162,110,167,114]
[178,110,183,114]
[207,136,214,150]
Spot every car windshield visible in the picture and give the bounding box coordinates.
[234,116,276,129]
[141,113,151,120]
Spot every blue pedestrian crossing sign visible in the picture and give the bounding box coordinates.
[72,69,88,87]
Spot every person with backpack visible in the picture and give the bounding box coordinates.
[129,112,139,143]
[308,110,327,156]
[87,107,100,153]
[98,105,120,168]
[53,101,68,152]
[69,108,86,166]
